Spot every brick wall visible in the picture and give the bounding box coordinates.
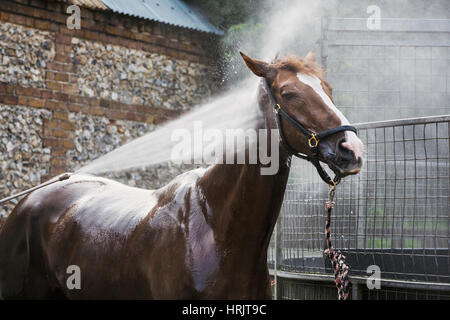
[0,0,219,216]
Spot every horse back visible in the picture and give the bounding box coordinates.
[0,174,183,298]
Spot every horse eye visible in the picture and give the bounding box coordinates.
[281,92,297,100]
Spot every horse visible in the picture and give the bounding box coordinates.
[0,51,363,299]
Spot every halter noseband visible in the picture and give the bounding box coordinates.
[264,79,358,186]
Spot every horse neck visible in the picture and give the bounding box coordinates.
[198,89,291,261]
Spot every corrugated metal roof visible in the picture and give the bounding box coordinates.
[56,0,108,10]
[102,0,223,35]
[73,0,108,10]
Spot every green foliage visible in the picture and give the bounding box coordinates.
[220,22,264,81]
[366,237,392,249]
[185,0,260,30]
[185,0,265,83]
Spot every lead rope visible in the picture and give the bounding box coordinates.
[323,183,350,300]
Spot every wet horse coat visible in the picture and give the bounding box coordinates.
[0,52,363,299]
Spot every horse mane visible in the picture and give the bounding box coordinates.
[271,54,333,95]
[272,55,324,77]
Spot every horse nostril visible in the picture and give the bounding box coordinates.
[337,138,355,161]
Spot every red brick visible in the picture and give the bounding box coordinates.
[45,100,58,110]
[17,96,28,105]
[62,83,77,95]
[125,104,137,112]
[126,112,136,121]
[46,81,62,91]
[99,99,110,108]
[42,138,59,148]
[15,87,33,97]
[90,98,100,107]
[30,0,47,9]
[46,1,61,11]
[49,167,66,176]
[109,35,121,45]
[57,101,68,110]
[47,62,65,72]
[31,88,42,98]
[67,104,81,113]
[0,83,14,94]
[133,113,146,122]
[51,157,67,167]
[84,30,99,41]
[49,12,67,24]
[108,110,127,120]
[54,53,71,63]
[81,8,93,20]
[28,98,45,108]
[55,34,72,44]
[34,19,50,30]
[53,92,68,102]
[60,121,76,130]
[44,119,60,129]
[54,73,69,82]
[51,147,68,157]
[0,95,18,105]
[43,127,52,137]
[42,138,74,150]
[90,107,105,116]
[0,12,9,21]
[105,25,120,36]
[8,13,26,25]
[146,115,155,124]
[69,74,78,83]
[55,43,71,53]
[52,129,69,138]
[62,139,74,149]
[76,96,91,105]
[80,105,90,114]
[53,111,68,120]
[63,64,77,73]
[41,90,53,99]
[25,17,34,28]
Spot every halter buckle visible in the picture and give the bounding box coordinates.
[308,134,319,148]
[274,104,281,113]
[328,178,340,202]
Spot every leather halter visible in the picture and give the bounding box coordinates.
[264,79,358,186]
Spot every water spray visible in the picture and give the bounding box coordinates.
[0,173,72,205]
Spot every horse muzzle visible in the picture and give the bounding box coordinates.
[320,138,363,177]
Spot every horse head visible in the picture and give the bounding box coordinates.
[240,51,364,179]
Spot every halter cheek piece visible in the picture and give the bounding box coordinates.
[264,79,358,187]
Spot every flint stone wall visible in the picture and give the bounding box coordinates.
[0,22,55,87]
[0,104,52,217]
[72,38,213,110]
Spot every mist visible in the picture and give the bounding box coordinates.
[78,0,327,175]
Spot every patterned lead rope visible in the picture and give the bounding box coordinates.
[323,187,350,300]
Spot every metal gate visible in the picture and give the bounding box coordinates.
[267,15,450,300]
[320,17,450,123]
[268,115,450,300]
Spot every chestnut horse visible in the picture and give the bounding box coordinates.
[0,52,363,299]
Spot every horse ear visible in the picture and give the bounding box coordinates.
[304,51,316,63]
[240,51,269,77]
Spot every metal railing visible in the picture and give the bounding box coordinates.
[268,115,450,300]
